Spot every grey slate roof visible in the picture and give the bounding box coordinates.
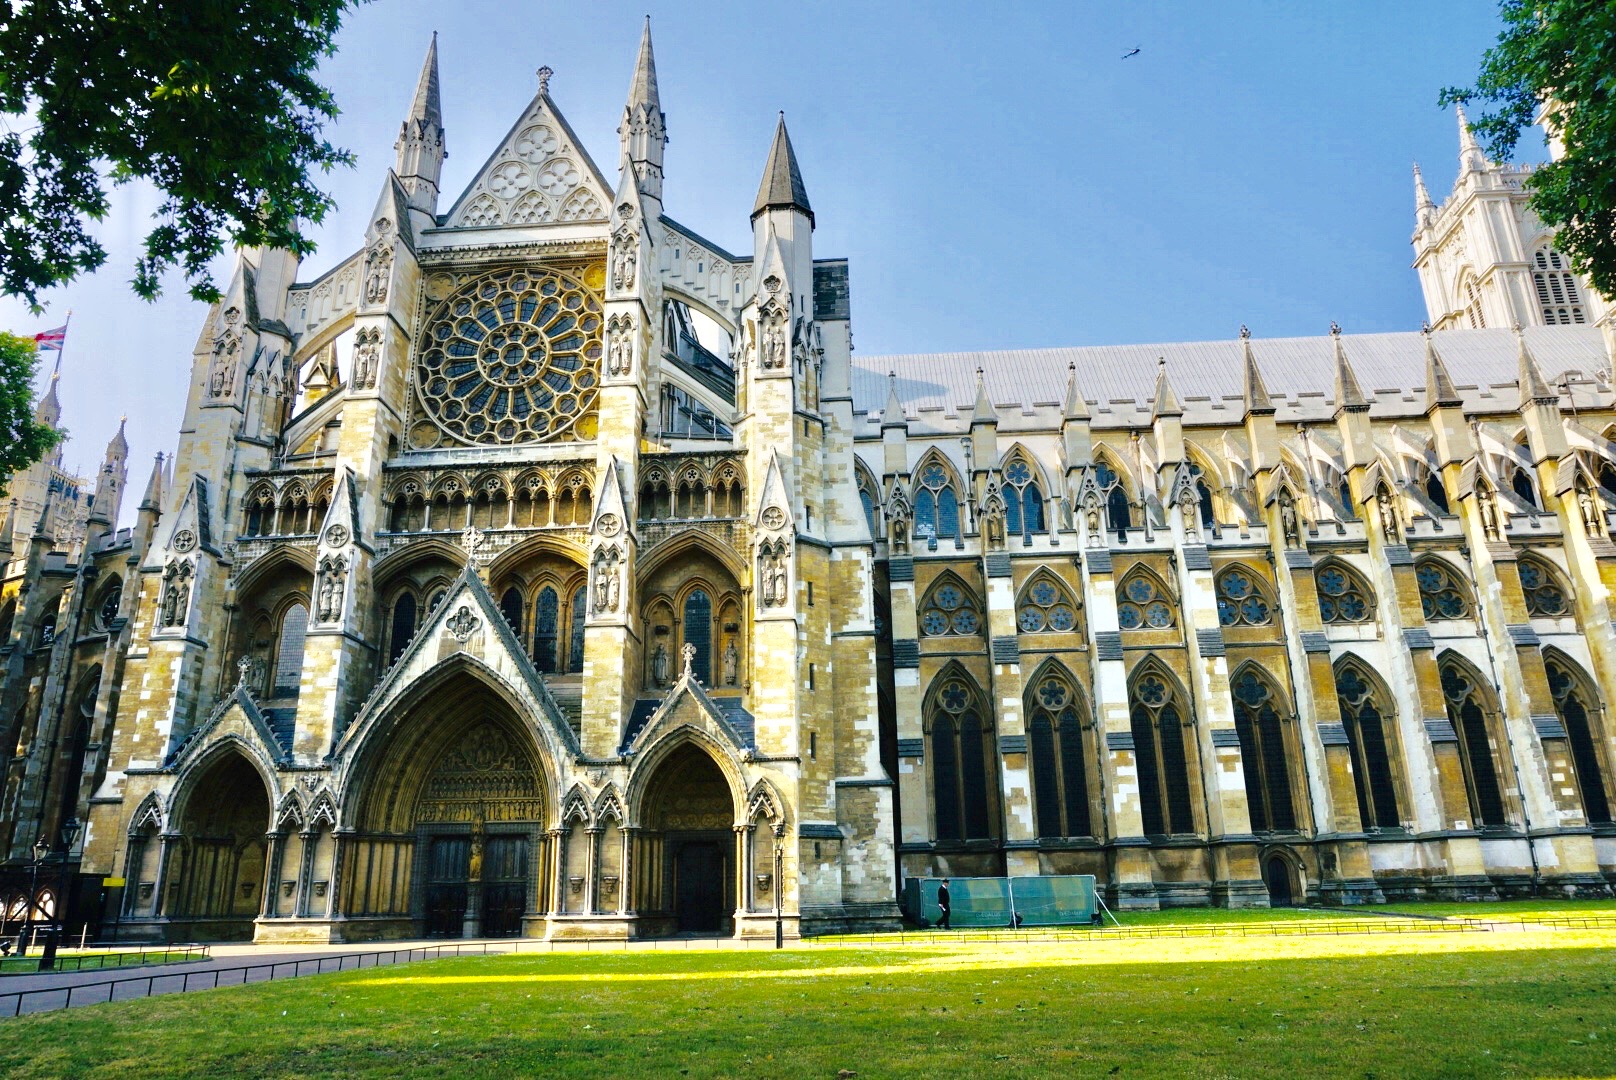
[855,327,1610,428]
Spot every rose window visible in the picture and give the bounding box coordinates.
[921,582,981,637]
[1316,566,1372,624]
[1018,578,1078,633]
[1117,573,1174,630]
[413,267,603,447]
[514,124,559,163]
[1416,561,1471,620]
[1216,568,1272,627]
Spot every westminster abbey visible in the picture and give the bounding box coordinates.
[3,26,1616,942]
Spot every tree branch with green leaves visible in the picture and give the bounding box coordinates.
[0,332,61,488]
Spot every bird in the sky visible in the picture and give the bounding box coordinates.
[1122,46,1141,59]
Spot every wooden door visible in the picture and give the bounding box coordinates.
[482,836,528,938]
[674,841,725,933]
[424,836,470,938]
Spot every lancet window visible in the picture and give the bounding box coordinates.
[388,593,416,666]
[1416,559,1472,621]
[913,458,961,544]
[1026,670,1092,839]
[1315,563,1373,625]
[1545,655,1612,825]
[1001,453,1046,541]
[1510,465,1538,509]
[1117,569,1174,630]
[1215,565,1272,627]
[928,673,995,842]
[1533,247,1586,325]
[1439,658,1509,828]
[1095,459,1132,534]
[1231,668,1296,833]
[1128,666,1196,836]
[1334,661,1401,830]
[272,602,308,698]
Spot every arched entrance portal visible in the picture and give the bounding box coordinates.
[637,743,738,935]
[166,752,272,940]
[1265,855,1295,907]
[348,672,550,940]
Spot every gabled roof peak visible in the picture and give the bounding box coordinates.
[752,113,812,226]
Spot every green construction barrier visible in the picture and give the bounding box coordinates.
[903,877,1012,928]
[1008,874,1098,926]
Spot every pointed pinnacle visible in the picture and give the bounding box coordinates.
[1063,362,1091,422]
[1424,329,1462,410]
[1333,333,1370,413]
[140,452,165,512]
[1456,105,1487,172]
[882,371,907,428]
[972,367,996,424]
[1413,162,1435,222]
[106,415,129,458]
[627,16,660,114]
[409,33,442,130]
[1242,336,1275,416]
[1152,358,1183,419]
[1516,325,1558,407]
[752,113,813,225]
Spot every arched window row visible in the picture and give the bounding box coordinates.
[1001,453,1047,541]
[914,457,962,545]
[644,585,744,689]
[382,469,597,533]
[637,458,746,522]
[241,478,332,538]
[1334,661,1402,830]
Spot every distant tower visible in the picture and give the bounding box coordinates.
[1414,107,1610,331]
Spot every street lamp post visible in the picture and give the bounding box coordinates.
[772,824,785,950]
[40,819,82,970]
[17,837,49,958]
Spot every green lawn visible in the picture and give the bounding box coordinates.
[1,930,1614,1077]
[0,949,202,976]
[1377,898,1616,921]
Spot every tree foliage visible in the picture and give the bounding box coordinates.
[0,0,362,308]
[1443,1,1616,298]
[0,333,62,487]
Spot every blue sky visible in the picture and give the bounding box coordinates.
[2,1,1518,518]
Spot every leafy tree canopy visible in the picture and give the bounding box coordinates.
[0,332,61,488]
[0,0,362,308]
[1443,1,1616,298]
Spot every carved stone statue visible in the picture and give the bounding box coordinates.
[1279,492,1299,546]
[608,321,633,376]
[1084,502,1103,547]
[722,639,739,686]
[1579,485,1605,535]
[363,243,392,305]
[316,555,347,623]
[984,508,1004,551]
[651,642,670,687]
[352,328,382,390]
[760,546,788,608]
[1376,488,1399,543]
[611,236,637,290]
[159,561,192,628]
[763,315,787,370]
[1477,485,1500,541]
[890,514,910,555]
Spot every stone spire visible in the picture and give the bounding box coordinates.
[105,415,129,461]
[1424,330,1462,410]
[35,370,61,428]
[1332,326,1369,414]
[971,368,996,424]
[881,371,906,429]
[1150,358,1182,419]
[619,17,666,209]
[1413,163,1435,228]
[1517,325,1558,407]
[395,33,446,216]
[1240,328,1274,416]
[1063,361,1090,422]
[1456,105,1488,173]
[138,452,165,514]
[88,417,129,530]
[752,113,813,226]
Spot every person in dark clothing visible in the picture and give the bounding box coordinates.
[935,879,951,930]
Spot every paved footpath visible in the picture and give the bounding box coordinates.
[0,935,800,1017]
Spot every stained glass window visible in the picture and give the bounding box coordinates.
[1017,576,1079,634]
[1416,560,1470,620]
[1216,567,1271,627]
[1117,572,1174,630]
[1316,565,1372,624]
[921,579,982,637]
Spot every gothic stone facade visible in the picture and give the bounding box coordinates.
[7,32,1616,942]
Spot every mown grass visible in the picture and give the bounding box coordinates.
[0,949,200,976]
[1377,897,1616,921]
[1,930,1614,1077]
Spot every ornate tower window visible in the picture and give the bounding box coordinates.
[1016,574,1079,634]
[1460,272,1486,328]
[928,674,995,841]
[1095,459,1131,534]
[1231,668,1297,833]
[1439,659,1509,828]
[1215,566,1272,627]
[1533,247,1586,325]
[388,593,417,666]
[1545,655,1612,824]
[913,458,961,544]
[1026,670,1092,839]
[1116,570,1174,630]
[411,266,604,448]
[532,586,561,672]
[1334,661,1402,830]
[1416,559,1472,620]
[856,469,881,540]
[1001,454,1046,541]
[1520,555,1570,617]
[1129,666,1196,836]
[1315,564,1373,625]
[920,576,981,638]
[1510,465,1538,509]
[272,602,308,698]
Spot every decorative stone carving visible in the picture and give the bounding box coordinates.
[1477,482,1500,541]
[722,639,739,687]
[761,506,785,532]
[760,306,788,371]
[651,642,670,687]
[316,553,348,623]
[606,314,634,376]
[1376,486,1400,543]
[171,528,197,554]
[351,327,382,391]
[758,539,789,609]
[207,307,242,400]
[445,605,481,642]
[1578,483,1605,536]
[1278,490,1300,546]
[159,560,193,629]
[323,524,350,549]
[681,641,697,678]
[460,526,488,563]
[592,546,621,614]
[610,230,637,291]
[363,239,393,305]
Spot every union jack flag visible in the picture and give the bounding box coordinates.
[33,325,67,351]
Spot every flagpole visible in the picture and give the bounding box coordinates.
[53,309,71,378]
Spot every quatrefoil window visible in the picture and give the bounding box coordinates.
[921,581,981,637]
[414,267,603,447]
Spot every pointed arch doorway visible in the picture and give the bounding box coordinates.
[637,743,739,935]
